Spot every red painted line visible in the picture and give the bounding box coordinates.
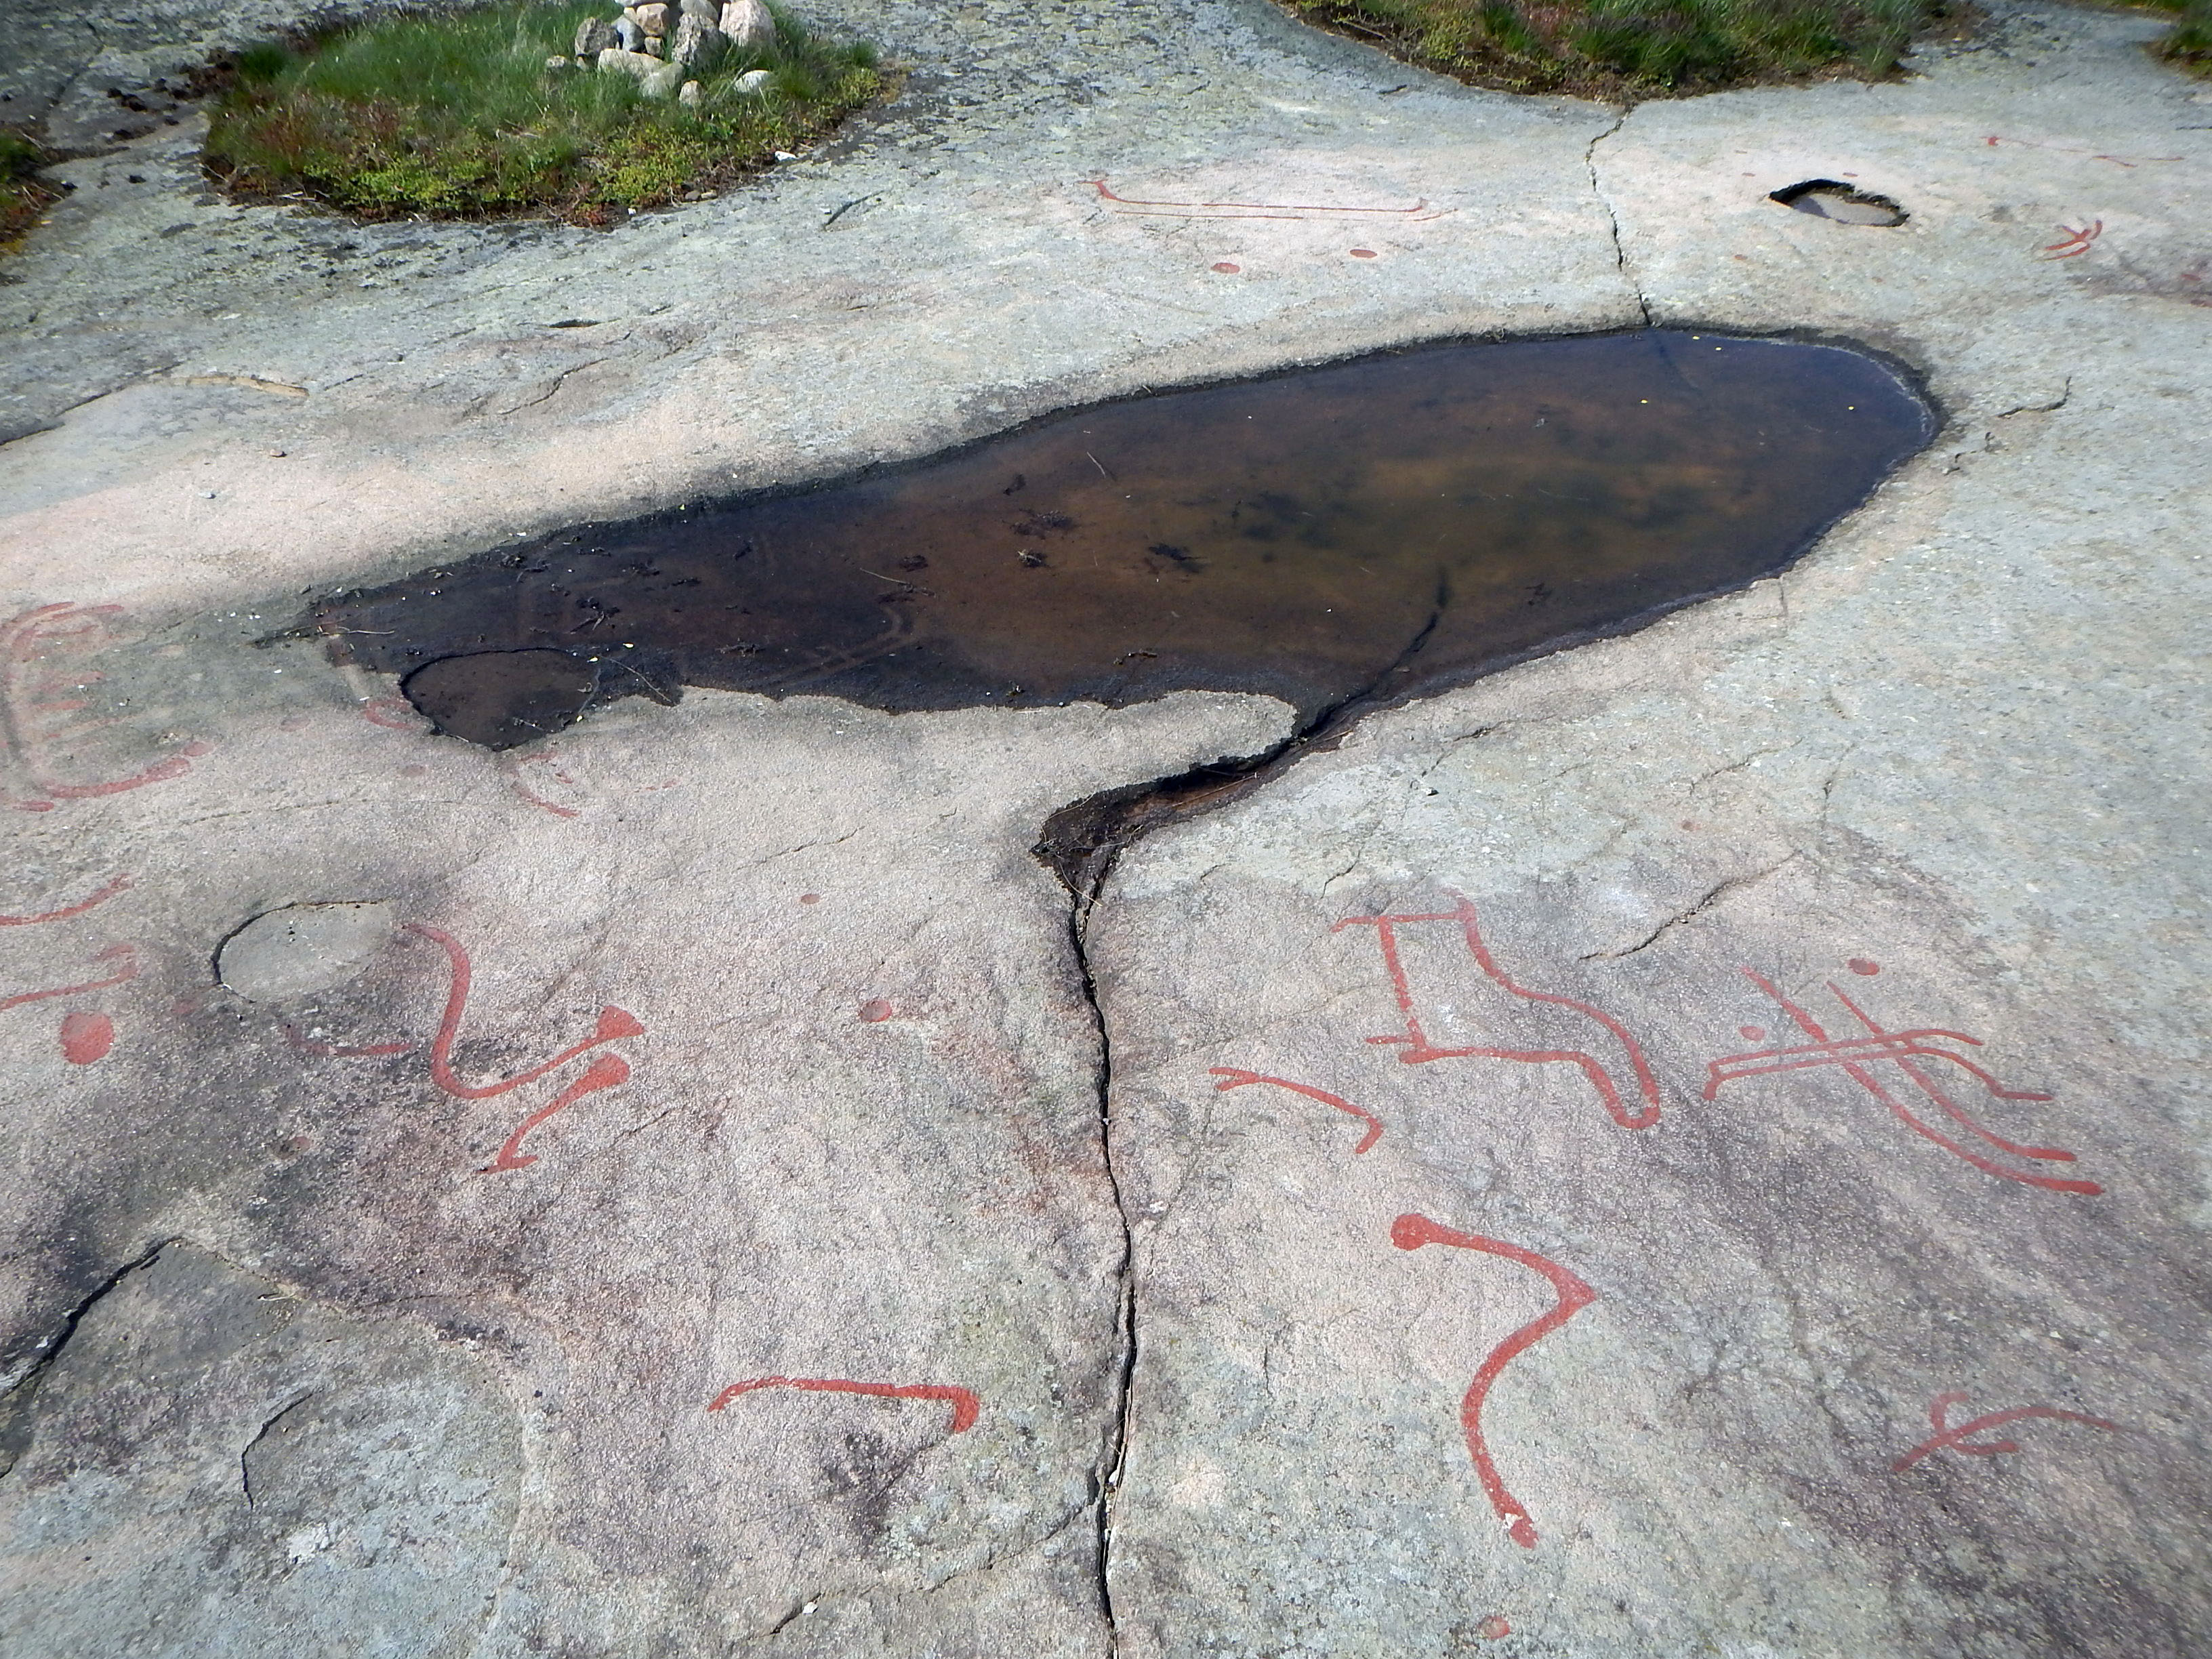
[403,922,643,1101]
[479,1052,630,1172]
[1738,968,2098,1194]
[708,1376,981,1435]
[1210,1067,1383,1153]
[1391,1212,1596,1549]
[1892,1389,2121,1472]
[1334,893,1661,1128]
[1087,178,1433,217]
[0,874,130,927]
[0,944,138,1014]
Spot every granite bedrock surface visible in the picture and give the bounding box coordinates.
[1,0,2209,1654]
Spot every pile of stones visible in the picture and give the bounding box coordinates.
[553,0,779,104]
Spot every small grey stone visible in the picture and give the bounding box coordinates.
[678,79,703,109]
[733,67,773,94]
[217,901,396,1002]
[641,61,686,98]
[573,16,617,57]
[720,0,776,49]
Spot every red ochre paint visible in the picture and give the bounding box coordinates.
[859,1000,895,1023]
[1208,1067,1382,1153]
[59,1010,113,1065]
[708,1376,981,1435]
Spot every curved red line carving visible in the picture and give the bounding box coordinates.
[478,1052,631,1172]
[1391,1212,1596,1549]
[403,921,643,1100]
[1738,969,2097,1194]
[0,944,138,1014]
[1209,1067,1383,1153]
[708,1376,981,1435]
[1892,1389,2120,1472]
[0,874,130,927]
[1334,893,1661,1128]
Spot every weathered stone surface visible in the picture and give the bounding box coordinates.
[573,15,617,58]
[720,0,776,49]
[0,0,2207,1654]
[0,1243,520,1658]
[218,901,398,1002]
[595,44,660,80]
[733,65,773,93]
[634,2,674,39]
[672,14,726,72]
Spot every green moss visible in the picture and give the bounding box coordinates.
[2156,0,2212,71]
[1285,0,1953,96]
[204,1,882,222]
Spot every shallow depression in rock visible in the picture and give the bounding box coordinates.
[313,330,1933,747]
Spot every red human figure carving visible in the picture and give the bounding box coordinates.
[1390,1212,1597,1549]
[0,874,130,926]
[0,943,139,1014]
[404,922,643,1099]
[1334,892,1662,1129]
[708,1376,981,1436]
[1706,965,2098,1195]
[1,605,208,810]
[1891,1390,2121,1473]
[478,1052,630,1172]
[1209,1067,1383,1153]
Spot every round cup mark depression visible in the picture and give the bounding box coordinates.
[218,901,398,1002]
[1770,180,1908,226]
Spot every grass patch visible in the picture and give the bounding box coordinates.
[204,1,882,223]
[2,128,62,249]
[2150,0,2212,71]
[1282,0,1963,96]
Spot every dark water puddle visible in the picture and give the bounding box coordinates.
[308,329,1932,882]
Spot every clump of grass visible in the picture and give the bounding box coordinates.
[205,1,882,222]
[2153,0,2211,72]
[1285,0,1954,97]
[2,128,62,249]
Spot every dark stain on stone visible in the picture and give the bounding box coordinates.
[311,329,1932,873]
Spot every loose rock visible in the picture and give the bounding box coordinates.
[634,3,674,39]
[573,16,617,58]
[733,67,773,94]
[612,16,645,52]
[596,45,660,81]
[678,79,703,109]
[720,0,776,49]
[641,61,686,98]
[672,15,727,71]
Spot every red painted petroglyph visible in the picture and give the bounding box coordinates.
[1211,261,1242,273]
[2041,220,2103,260]
[1208,1067,1383,1154]
[1477,1616,1513,1641]
[506,750,582,819]
[1984,136,2179,167]
[1891,1390,2121,1472]
[0,944,139,1015]
[1,605,207,810]
[1392,1212,1596,1549]
[0,874,129,926]
[859,999,895,1023]
[59,1010,114,1065]
[283,1021,413,1059]
[1349,247,1378,258]
[401,922,643,1172]
[1086,179,1450,223]
[362,695,429,731]
[405,922,642,1100]
[1334,893,1662,1129]
[708,1376,981,1435]
[1705,964,2098,1194]
[479,1052,630,1172]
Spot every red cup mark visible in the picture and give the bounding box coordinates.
[60,1010,113,1065]
[1738,1025,1765,1042]
[1847,958,1881,976]
[859,999,895,1023]
[799,893,821,905]
[1349,247,1378,258]
[1477,1616,1513,1640]
[1211,262,1241,274]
